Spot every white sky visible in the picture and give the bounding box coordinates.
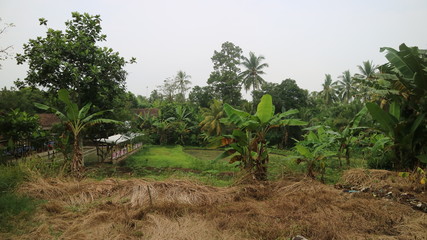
[1,0,427,98]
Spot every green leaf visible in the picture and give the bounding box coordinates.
[223,103,251,126]
[255,94,274,124]
[78,103,92,120]
[351,106,368,128]
[280,119,307,126]
[295,145,314,159]
[380,45,414,80]
[232,129,248,146]
[409,113,425,136]
[214,149,236,161]
[366,102,397,137]
[417,155,427,164]
[389,101,401,121]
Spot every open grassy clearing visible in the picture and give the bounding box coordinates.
[84,145,368,186]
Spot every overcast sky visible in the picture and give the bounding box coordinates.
[1,0,427,98]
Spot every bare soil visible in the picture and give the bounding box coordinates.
[4,169,427,240]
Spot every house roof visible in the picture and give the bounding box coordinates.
[96,133,142,144]
[37,113,61,130]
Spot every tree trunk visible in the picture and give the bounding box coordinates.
[345,146,350,166]
[72,134,83,176]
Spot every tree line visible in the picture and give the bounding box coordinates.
[1,12,426,178]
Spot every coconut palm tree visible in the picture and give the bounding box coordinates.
[319,74,338,104]
[174,70,192,102]
[357,60,377,79]
[336,70,356,103]
[35,89,121,175]
[355,61,378,102]
[240,52,269,92]
[199,99,224,136]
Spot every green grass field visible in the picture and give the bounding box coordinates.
[86,145,367,186]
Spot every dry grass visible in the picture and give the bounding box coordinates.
[5,171,427,240]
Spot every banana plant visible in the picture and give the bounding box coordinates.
[35,89,122,175]
[366,101,425,169]
[367,44,427,169]
[336,106,368,166]
[211,94,306,181]
[294,126,336,182]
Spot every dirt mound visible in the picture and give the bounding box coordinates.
[7,172,427,240]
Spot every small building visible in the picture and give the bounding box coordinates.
[95,133,143,163]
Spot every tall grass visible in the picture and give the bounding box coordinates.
[0,164,39,233]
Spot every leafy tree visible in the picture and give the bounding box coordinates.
[158,77,177,102]
[319,74,338,104]
[135,95,151,108]
[16,12,135,108]
[240,52,269,92]
[35,89,121,175]
[207,42,243,105]
[213,94,306,181]
[149,89,163,103]
[253,79,308,113]
[0,109,41,160]
[336,70,356,103]
[188,85,216,108]
[174,70,192,102]
[0,18,15,69]
[0,87,47,114]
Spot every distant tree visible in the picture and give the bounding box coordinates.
[336,70,356,103]
[199,99,224,136]
[136,95,150,108]
[159,77,177,102]
[149,89,163,103]
[357,60,377,78]
[0,18,15,69]
[174,70,192,102]
[207,42,243,105]
[0,87,47,114]
[16,12,135,109]
[354,60,378,102]
[319,74,338,104]
[240,52,269,92]
[188,85,216,108]
[252,79,308,113]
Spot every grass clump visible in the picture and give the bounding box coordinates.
[0,164,39,233]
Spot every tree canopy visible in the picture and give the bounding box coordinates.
[16,12,135,108]
[207,41,243,105]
